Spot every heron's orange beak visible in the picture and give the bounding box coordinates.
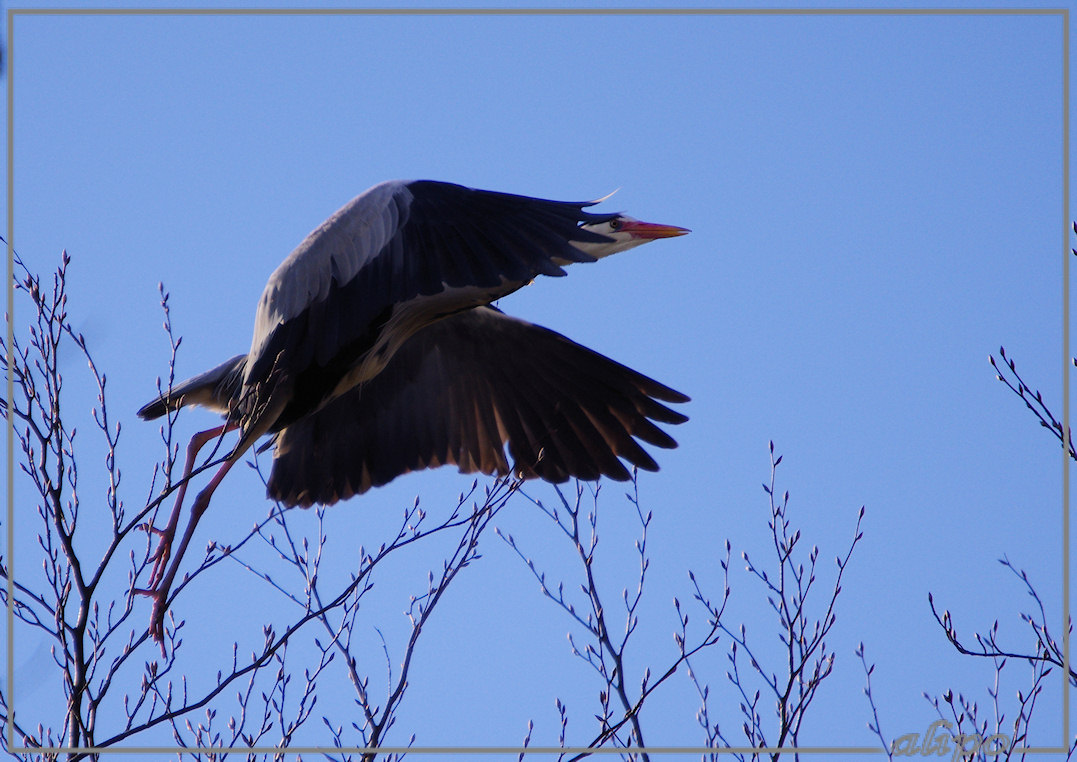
[621,220,691,240]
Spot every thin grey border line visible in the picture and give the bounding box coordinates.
[4,745,892,756]
[1,6,1071,14]
[6,4,1068,757]
[4,4,13,759]
[1064,1,1072,749]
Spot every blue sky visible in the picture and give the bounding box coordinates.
[4,4,1071,757]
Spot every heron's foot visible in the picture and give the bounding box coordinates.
[132,584,169,649]
[139,526,175,592]
[135,529,175,650]
[137,521,167,537]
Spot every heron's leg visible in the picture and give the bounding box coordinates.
[143,422,237,590]
[139,396,285,647]
[140,451,243,644]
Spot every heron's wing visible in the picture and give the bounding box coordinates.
[265,306,689,508]
[243,181,618,418]
[136,354,248,420]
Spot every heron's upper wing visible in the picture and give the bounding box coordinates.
[243,181,618,419]
[265,306,689,508]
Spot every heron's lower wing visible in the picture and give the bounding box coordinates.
[136,354,248,420]
[265,306,689,508]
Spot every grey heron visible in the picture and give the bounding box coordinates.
[137,179,689,643]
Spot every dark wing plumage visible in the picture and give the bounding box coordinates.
[137,354,247,420]
[265,306,689,508]
[242,181,619,430]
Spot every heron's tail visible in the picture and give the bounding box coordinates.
[137,354,247,420]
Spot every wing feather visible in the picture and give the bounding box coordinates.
[266,306,688,508]
[241,180,618,431]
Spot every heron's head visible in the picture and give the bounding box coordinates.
[575,215,690,260]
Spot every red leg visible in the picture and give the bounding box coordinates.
[143,424,233,588]
[142,453,242,644]
[136,422,238,644]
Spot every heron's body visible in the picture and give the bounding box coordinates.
[137,179,690,642]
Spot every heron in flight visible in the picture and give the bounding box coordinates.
[137,179,690,643]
